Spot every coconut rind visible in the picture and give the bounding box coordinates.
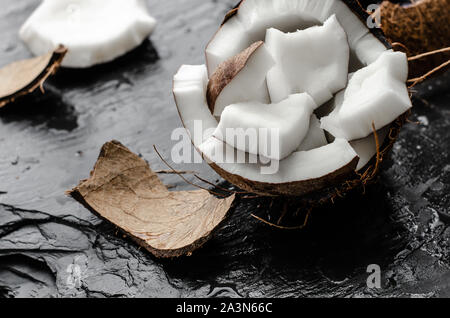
[0,45,67,108]
[69,140,236,258]
[208,156,359,197]
[207,41,264,113]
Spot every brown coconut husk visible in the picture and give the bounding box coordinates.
[69,140,236,258]
[0,45,67,108]
[380,0,450,79]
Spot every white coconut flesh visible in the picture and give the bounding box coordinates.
[173,65,217,146]
[265,15,350,106]
[173,0,412,194]
[350,127,390,171]
[213,93,316,161]
[206,0,386,76]
[210,42,274,118]
[20,0,156,68]
[173,65,358,185]
[320,51,412,140]
[297,115,328,152]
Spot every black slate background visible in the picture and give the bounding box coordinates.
[0,0,449,298]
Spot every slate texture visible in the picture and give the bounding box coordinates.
[0,0,448,298]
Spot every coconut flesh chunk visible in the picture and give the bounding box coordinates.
[173,64,359,195]
[320,51,412,140]
[20,0,156,68]
[297,115,328,152]
[207,41,274,118]
[206,0,386,77]
[265,15,350,106]
[213,93,316,161]
[199,136,358,186]
[173,65,217,146]
[174,0,412,196]
[350,127,390,171]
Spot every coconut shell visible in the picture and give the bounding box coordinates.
[0,45,67,108]
[207,157,359,197]
[69,140,235,258]
[380,0,450,79]
[206,41,264,113]
[194,0,411,200]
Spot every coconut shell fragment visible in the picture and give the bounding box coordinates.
[380,0,450,78]
[69,141,235,258]
[0,45,67,108]
[207,41,266,113]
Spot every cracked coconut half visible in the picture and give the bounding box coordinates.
[20,0,156,68]
[173,0,412,198]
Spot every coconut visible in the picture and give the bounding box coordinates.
[380,0,450,79]
[20,0,156,68]
[0,45,67,108]
[213,93,316,161]
[320,51,412,140]
[207,41,274,117]
[174,0,411,199]
[265,15,350,106]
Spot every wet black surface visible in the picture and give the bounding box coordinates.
[0,0,449,298]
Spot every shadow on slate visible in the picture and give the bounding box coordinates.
[0,254,58,298]
[159,182,408,288]
[0,88,78,131]
[50,39,160,88]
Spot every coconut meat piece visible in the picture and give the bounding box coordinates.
[320,51,412,140]
[350,127,390,171]
[207,41,274,118]
[20,0,156,68]
[297,115,328,152]
[206,0,385,76]
[173,65,358,186]
[265,15,350,106]
[173,65,217,145]
[213,93,316,161]
[199,137,358,184]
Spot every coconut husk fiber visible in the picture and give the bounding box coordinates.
[380,0,450,79]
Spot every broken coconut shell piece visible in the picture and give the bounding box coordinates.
[69,141,235,258]
[0,45,67,108]
[206,41,273,117]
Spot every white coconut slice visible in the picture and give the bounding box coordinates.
[350,127,389,171]
[173,64,359,196]
[265,15,349,106]
[20,0,156,68]
[206,0,387,76]
[173,65,217,145]
[199,136,358,196]
[320,51,412,140]
[297,115,328,152]
[213,93,316,161]
[207,41,274,118]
